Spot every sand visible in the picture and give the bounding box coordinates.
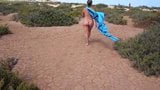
[0,14,160,90]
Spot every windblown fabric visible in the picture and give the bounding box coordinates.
[86,7,119,42]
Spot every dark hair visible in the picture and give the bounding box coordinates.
[87,0,92,7]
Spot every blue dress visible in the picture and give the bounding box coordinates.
[86,7,119,42]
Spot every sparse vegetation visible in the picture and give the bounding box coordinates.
[93,5,127,25]
[106,8,127,25]
[127,8,160,28]
[0,25,11,37]
[19,8,78,27]
[0,4,16,15]
[17,3,78,26]
[107,11,127,25]
[0,2,128,26]
[115,24,160,76]
[0,58,39,90]
[0,2,17,15]
[0,2,78,26]
[68,7,83,21]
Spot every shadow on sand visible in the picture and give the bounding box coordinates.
[90,38,114,50]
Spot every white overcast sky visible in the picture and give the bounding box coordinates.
[54,0,160,7]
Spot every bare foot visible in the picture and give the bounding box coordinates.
[85,43,89,46]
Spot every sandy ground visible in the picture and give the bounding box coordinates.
[0,14,160,90]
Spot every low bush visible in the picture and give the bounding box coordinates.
[0,58,39,90]
[14,2,79,26]
[68,7,83,21]
[0,2,37,15]
[0,2,79,26]
[94,6,127,25]
[107,9,127,25]
[107,14,127,25]
[127,8,160,28]
[19,8,78,27]
[95,4,108,9]
[0,4,16,15]
[115,24,160,76]
[0,25,11,37]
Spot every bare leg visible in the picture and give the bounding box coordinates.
[83,25,90,46]
[88,25,93,39]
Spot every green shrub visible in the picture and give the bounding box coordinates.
[0,2,49,15]
[107,9,127,25]
[95,4,108,8]
[0,58,39,90]
[19,8,78,27]
[16,82,38,90]
[0,2,31,15]
[0,2,79,26]
[127,8,160,28]
[0,4,16,15]
[0,25,11,37]
[0,5,16,15]
[94,6,127,25]
[115,24,160,76]
[68,7,83,21]
[107,14,127,25]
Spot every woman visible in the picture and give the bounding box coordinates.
[82,0,120,46]
[82,0,94,46]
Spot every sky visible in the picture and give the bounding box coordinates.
[55,0,160,7]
